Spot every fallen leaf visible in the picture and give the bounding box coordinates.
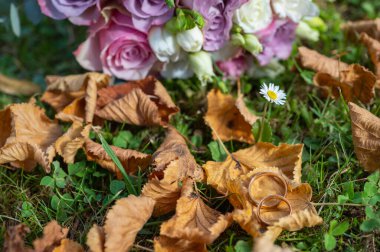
[299,47,376,104]
[41,72,110,123]
[0,73,40,96]
[104,195,155,252]
[159,179,232,245]
[349,102,380,172]
[298,46,349,80]
[204,89,258,144]
[142,161,181,216]
[84,139,151,179]
[95,76,179,126]
[3,224,32,252]
[33,221,69,252]
[55,122,91,164]
[360,33,380,80]
[154,236,206,252]
[151,126,204,181]
[52,239,84,252]
[86,225,105,252]
[253,235,293,252]
[203,142,303,192]
[342,18,380,40]
[0,103,62,172]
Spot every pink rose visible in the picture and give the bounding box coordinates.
[216,51,248,79]
[74,12,157,80]
[121,0,174,32]
[37,0,100,25]
[256,19,297,65]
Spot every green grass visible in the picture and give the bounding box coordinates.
[0,1,380,251]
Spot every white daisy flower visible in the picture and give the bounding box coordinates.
[259,83,286,105]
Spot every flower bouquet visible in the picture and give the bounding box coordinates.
[38,0,321,82]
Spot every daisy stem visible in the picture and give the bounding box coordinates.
[258,102,269,142]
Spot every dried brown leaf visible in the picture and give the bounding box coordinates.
[55,122,90,163]
[153,236,207,252]
[104,195,155,252]
[95,76,178,126]
[342,18,380,40]
[298,46,349,79]
[203,142,303,191]
[3,224,32,252]
[360,33,380,80]
[299,47,376,104]
[204,89,258,144]
[0,73,40,96]
[41,73,110,123]
[52,239,84,252]
[152,127,204,181]
[33,221,69,252]
[0,103,62,172]
[160,183,232,244]
[84,139,151,179]
[86,225,105,252]
[253,235,292,252]
[349,102,380,171]
[142,162,181,216]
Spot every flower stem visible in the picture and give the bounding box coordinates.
[258,103,268,142]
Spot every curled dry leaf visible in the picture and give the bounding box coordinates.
[152,127,204,181]
[342,18,380,40]
[84,139,151,179]
[204,89,259,144]
[86,225,105,252]
[41,72,110,123]
[95,76,179,126]
[203,142,303,194]
[33,221,69,252]
[142,160,181,216]
[0,73,40,96]
[104,195,155,252]
[298,46,349,79]
[360,33,380,79]
[55,122,91,164]
[253,235,293,252]
[160,183,232,244]
[349,102,380,172]
[0,103,62,172]
[298,47,376,104]
[154,235,206,252]
[203,143,321,238]
[52,239,84,252]
[3,224,32,252]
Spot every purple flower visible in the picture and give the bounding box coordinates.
[216,51,248,79]
[182,0,248,51]
[122,0,174,32]
[74,11,157,80]
[37,0,100,25]
[255,19,298,65]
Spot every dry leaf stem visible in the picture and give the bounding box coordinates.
[312,202,366,207]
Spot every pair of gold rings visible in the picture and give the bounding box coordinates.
[248,172,292,225]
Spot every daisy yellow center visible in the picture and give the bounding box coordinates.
[267,90,277,100]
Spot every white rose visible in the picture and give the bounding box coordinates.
[233,0,273,33]
[176,26,204,52]
[161,54,194,79]
[272,0,319,23]
[189,51,214,82]
[148,26,180,62]
[296,21,319,42]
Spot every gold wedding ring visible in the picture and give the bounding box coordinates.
[248,172,288,207]
[257,195,292,225]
